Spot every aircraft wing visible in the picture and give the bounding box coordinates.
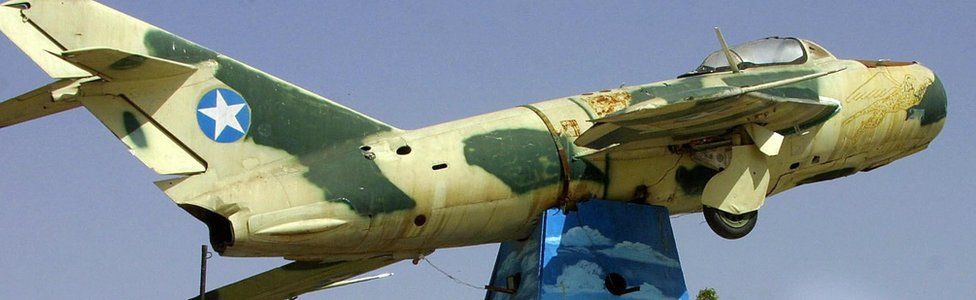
[575,68,844,151]
[196,257,400,300]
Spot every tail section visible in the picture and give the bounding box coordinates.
[0,1,89,78]
[0,0,397,176]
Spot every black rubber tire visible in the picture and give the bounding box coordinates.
[702,205,758,240]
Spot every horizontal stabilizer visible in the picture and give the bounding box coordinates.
[0,78,86,128]
[196,257,399,300]
[59,47,197,81]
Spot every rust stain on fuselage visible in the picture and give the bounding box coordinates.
[560,119,581,137]
[583,91,631,118]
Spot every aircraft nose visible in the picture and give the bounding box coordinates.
[908,65,947,142]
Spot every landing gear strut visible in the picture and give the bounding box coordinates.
[702,205,757,239]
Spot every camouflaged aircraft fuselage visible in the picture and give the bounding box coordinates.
[160,38,944,260]
[0,1,945,262]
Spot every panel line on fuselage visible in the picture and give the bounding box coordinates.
[520,104,574,209]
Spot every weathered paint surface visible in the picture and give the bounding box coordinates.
[583,91,631,118]
[675,166,720,196]
[143,29,415,217]
[0,1,946,264]
[463,129,562,194]
[630,79,705,105]
[912,76,948,126]
[121,111,147,148]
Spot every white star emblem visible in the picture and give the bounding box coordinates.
[197,90,246,139]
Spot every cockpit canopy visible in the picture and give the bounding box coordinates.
[686,37,819,76]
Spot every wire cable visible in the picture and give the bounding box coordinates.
[422,256,485,290]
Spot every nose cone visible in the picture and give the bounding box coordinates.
[913,70,948,128]
[898,64,947,151]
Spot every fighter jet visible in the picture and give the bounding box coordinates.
[0,1,945,298]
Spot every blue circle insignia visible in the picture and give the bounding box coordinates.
[196,88,251,143]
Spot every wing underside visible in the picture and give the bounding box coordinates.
[197,257,400,300]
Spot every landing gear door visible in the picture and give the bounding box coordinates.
[701,145,771,214]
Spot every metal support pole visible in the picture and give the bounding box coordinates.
[200,245,209,300]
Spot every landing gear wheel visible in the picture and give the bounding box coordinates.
[702,205,757,240]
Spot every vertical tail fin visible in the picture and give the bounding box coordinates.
[0,1,89,78]
[0,0,397,176]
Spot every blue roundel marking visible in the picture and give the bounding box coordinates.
[196,88,251,143]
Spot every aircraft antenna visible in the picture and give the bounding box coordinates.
[714,27,741,73]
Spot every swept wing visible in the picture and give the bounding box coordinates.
[576,68,845,151]
[197,257,400,300]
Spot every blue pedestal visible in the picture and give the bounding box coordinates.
[485,200,689,300]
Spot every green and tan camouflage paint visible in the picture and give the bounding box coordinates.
[0,1,945,261]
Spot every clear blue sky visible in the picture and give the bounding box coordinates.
[1,1,972,299]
